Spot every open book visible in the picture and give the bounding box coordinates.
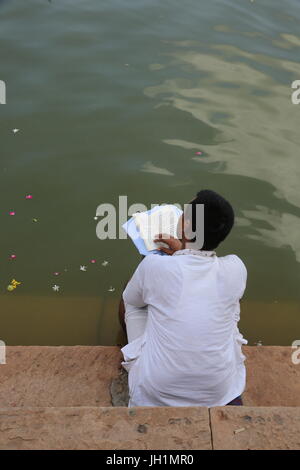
[123,204,183,256]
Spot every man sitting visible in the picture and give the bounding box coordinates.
[119,189,247,407]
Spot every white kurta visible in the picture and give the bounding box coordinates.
[121,249,247,407]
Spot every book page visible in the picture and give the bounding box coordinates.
[133,205,180,251]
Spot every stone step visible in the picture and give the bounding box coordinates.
[211,406,300,450]
[0,346,299,407]
[0,346,122,408]
[0,406,299,450]
[0,406,211,450]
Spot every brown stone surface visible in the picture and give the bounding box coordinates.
[0,346,122,407]
[0,406,211,450]
[1,346,299,450]
[0,346,299,408]
[110,368,129,406]
[211,406,300,450]
[243,346,300,406]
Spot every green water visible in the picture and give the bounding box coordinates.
[1,0,300,346]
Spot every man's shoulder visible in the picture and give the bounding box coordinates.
[219,254,247,278]
[139,253,177,272]
[142,253,176,265]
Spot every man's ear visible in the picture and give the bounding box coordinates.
[176,215,183,239]
[183,218,192,239]
[184,218,190,229]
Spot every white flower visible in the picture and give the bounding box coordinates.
[12,129,19,134]
[52,285,60,292]
[102,260,109,267]
[80,265,87,271]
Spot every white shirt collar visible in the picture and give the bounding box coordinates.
[173,248,216,257]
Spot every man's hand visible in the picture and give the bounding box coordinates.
[154,234,183,255]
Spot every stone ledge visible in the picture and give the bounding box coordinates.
[0,406,299,450]
[243,346,300,406]
[0,406,211,450]
[211,406,300,450]
[0,346,299,407]
[0,346,122,408]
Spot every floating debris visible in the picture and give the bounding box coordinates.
[12,129,19,134]
[108,286,115,292]
[102,260,109,267]
[32,218,38,223]
[25,194,33,199]
[7,279,21,291]
[80,265,87,271]
[94,216,98,221]
[256,340,263,347]
[234,428,246,434]
[9,211,15,216]
[52,285,60,292]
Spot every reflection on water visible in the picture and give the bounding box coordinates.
[0,0,300,345]
[141,161,174,176]
[144,36,300,264]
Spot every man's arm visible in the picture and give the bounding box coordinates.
[153,234,182,255]
[123,258,148,308]
[118,258,150,336]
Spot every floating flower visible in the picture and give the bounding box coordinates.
[94,216,98,221]
[9,254,17,260]
[32,218,38,223]
[80,265,87,271]
[25,195,33,199]
[52,285,60,292]
[108,286,115,292]
[195,151,203,155]
[53,272,60,276]
[9,211,15,216]
[90,259,96,264]
[102,260,109,267]
[7,279,21,291]
[12,129,19,134]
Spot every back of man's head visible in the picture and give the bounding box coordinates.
[185,189,235,250]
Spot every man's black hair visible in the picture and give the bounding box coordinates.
[186,189,235,250]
